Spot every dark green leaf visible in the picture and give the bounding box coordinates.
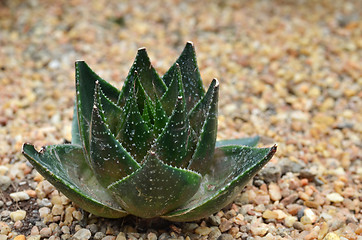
[22,143,127,218]
[108,151,201,218]
[153,98,168,137]
[163,42,205,112]
[116,93,153,163]
[188,79,218,134]
[89,84,140,187]
[162,145,277,221]
[154,95,189,167]
[75,61,121,159]
[216,136,260,148]
[160,64,182,116]
[118,48,166,105]
[188,80,219,174]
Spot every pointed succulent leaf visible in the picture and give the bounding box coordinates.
[216,136,260,148]
[188,80,219,173]
[98,87,124,135]
[118,48,166,105]
[75,61,121,158]
[154,95,189,167]
[163,42,205,111]
[22,144,127,218]
[162,145,277,221]
[188,79,218,134]
[160,64,182,116]
[89,84,140,187]
[117,92,153,162]
[153,98,168,137]
[108,151,201,218]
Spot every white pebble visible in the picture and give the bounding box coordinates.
[10,210,26,221]
[10,191,30,202]
[326,192,344,203]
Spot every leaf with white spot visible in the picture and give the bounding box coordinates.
[108,151,201,218]
[22,144,127,218]
[162,145,277,221]
[89,84,140,187]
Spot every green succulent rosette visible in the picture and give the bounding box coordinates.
[23,42,276,221]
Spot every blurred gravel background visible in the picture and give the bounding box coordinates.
[0,0,361,239]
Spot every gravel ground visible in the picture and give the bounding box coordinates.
[0,0,361,239]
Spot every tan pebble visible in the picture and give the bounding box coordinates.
[33,173,44,182]
[13,220,23,229]
[195,226,212,236]
[326,193,344,203]
[116,232,126,240]
[305,200,319,209]
[64,206,75,225]
[304,208,317,223]
[233,214,244,225]
[318,222,329,239]
[51,195,62,205]
[52,204,64,215]
[25,189,37,198]
[31,226,40,235]
[274,210,288,220]
[284,216,297,227]
[219,219,233,232]
[10,210,26,221]
[13,235,26,240]
[299,191,310,201]
[27,236,41,240]
[228,226,239,237]
[0,222,11,235]
[250,223,268,236]
[323,232,340,240]
[268,183,282,201]
[39,227,52,238]
[286,204,302,215]
[262,210,278,219]
[38,207,50,218]
[42,180,55,195]
[0,235,7,240]
[72,210,83,221]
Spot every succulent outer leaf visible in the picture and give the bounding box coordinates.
[163,42,205,112]
[71,101,81,145]
[22,143,127,218]
[160,64,182,116]
[216,136,260,148]
[161,145,277,222]
[118,48,166,105]
[116,90,154,163]
[75,61,121,161]
[154,95,189,167]
[188,79,219,173]
[89,84,140,187]
[188,79,217,133]
[107,151,202,218]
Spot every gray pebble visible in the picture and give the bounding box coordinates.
[217,233,234,240]
[208,215,221,226]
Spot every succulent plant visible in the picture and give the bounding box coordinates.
[23,42,276,221]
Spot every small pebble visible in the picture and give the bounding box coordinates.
[13,235,26,240]
[10,210,26,221]
[72,229,91,240]
[326,193,344,203]
[9,191,30,202]
[324,232,340,240]
[195,226,212,236]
